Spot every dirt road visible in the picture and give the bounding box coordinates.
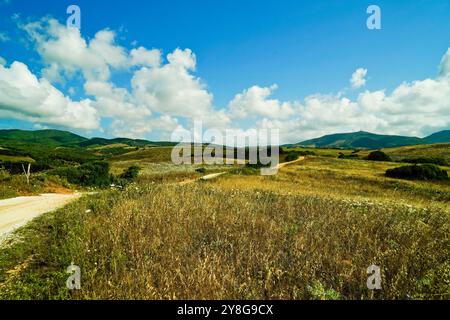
[0,193,81,241]
[177,172,227,185]
[276,156,306,169]
[178,157,307,185]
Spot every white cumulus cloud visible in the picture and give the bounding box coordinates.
[228,85,297,119]
[350,68,368,89]
[0,61,99,130]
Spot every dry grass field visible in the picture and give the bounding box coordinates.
[218,157,450,208]
[0,146,448,300]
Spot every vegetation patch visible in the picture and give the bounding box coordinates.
[401,157,449,167]
[386,164,449,181]
[51,161,112,188]
[367,151,392,162]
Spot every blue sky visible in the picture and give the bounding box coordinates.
[0,0,450,142]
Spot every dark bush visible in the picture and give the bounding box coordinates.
[196,167,207,174]
[120,165,141,180]
[284,150,315,162]
[338,153,359,159]
[297,150,316,156]
[368,150,392,162]
[385,164,448,181]
[285,152,300,162]
[52,161,111,187]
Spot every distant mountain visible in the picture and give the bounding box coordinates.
[424,130,450,144]
[293,130,450,149]
[0,129,88,146]
[0,129,176,148]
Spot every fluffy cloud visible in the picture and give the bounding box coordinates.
[131,49,214,118]
[0,61,99,129]
[130,47,161,67]
[229,85,297,119]
[258,68,450,141]
[350,68,368,89]
[20,18,224,137]
[109,115,179,139]
[22,18,128,81]
[84,80,151,120]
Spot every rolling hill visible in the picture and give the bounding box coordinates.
[0,129,175,148]
[294,130,450,149]
[424,130,450,144]
[0,129,88,147]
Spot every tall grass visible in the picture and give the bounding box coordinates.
[1,182,448,300]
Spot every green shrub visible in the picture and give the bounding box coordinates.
[368,150,392,162]
[52,161,111,187]
[196,167,207,174]
[386,164,448,181]
[120,165,141,180]
[338,153,359,159]
[285,152,300,162]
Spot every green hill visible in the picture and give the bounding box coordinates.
[295,131,424,149]
[424,130,450,144]
[0,129,177,148]
[0,129,88,147]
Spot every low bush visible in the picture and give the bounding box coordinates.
[51,161,111,187]
[284,150,315,162]
[119,165,141,180]
[285,152,300,162]
[296,150,316,156]
[195,167,207,174]
[338,153,359,159]
[368,150,392,162]
[386,164,448,181]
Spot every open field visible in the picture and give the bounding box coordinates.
[217,157,450,208]
[358,143,450,162]
[0,150,448,300]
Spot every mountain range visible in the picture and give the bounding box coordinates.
[294,130,450,149]
[0,129,449,150]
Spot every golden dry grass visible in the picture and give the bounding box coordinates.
[358,143,450,162]
[0,153,448,300]
[216,157,450,209]
[0,156,448,299]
